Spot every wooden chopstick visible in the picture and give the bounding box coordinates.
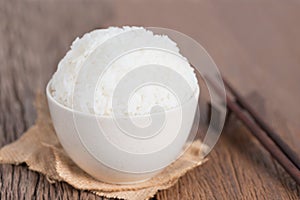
[206,76,300,185]
[223,79,300,171]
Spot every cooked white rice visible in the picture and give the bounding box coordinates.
[50,26,198,116]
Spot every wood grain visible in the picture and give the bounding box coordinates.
[0,0,299,199]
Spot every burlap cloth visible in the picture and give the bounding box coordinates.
[0,93,206,200]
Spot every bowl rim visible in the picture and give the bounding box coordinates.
[46,79,199,119]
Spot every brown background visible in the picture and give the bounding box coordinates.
[0,0,300,199]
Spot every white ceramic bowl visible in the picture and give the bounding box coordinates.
[46,80,199,184]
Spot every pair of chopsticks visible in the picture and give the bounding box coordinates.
[206,76,300,185]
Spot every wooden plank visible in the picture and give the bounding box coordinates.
[0,0,299,199]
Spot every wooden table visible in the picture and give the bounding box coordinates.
[1,0,299,199]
